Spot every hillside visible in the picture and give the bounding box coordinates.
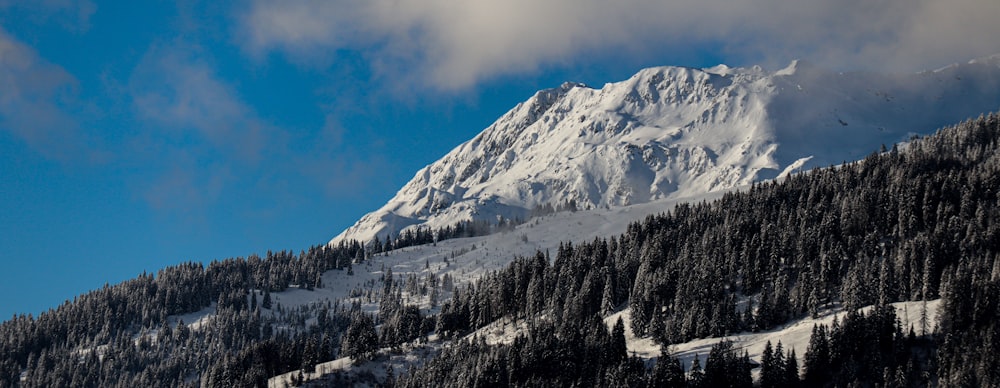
[393,113,1000,387]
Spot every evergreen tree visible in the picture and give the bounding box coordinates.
[341,313,379,364]
[611,317,628,364]
[601,278,616,315]
[783,348,799,387]
[649,351,687,387]
[773,341,785,383]
[703,339,751,388]
[761,340,779,388]
[262,289,272,309]
[688,355,705,388]
[803,324,830,385]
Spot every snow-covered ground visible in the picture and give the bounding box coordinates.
[267,337,443,388]
[605,299,941,373]
[172,180,941,385]
[172,189,733,385]
[169,188,733,325]
[213,289,942,387]
[460,296,940,378]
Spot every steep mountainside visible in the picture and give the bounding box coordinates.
[332,56,1000,245]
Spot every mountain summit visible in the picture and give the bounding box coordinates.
[331,57,1000,245]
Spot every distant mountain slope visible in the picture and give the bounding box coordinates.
[332,55,1000,245]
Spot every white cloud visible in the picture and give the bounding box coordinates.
[126,41,286,214]
[0,28,93,161]
[129,41,275,164]
[126,41,392,212]
[241,0,1000,90]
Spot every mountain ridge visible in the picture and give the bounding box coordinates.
[331,56,1000,245]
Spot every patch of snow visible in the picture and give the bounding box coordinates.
[611,299,941,373]
[776,156,814,179]
[170,304,216,331]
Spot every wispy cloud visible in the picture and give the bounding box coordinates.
[129,41,276,164]
[0,28,98,161]
[125,41,283,215]
[126,40,390,214]
[241,0,1000,90]
[299,115,392,199]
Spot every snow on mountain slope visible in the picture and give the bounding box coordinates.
[332,55,1000,247]
[604,299,941,375]
[180,190,732,347]
[253,190,734,385]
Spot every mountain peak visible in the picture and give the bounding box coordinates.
[330,58,1000,246]
[560,81,587,90]
[775,59,815,76]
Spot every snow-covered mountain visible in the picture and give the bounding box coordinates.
[331,55,1000,245]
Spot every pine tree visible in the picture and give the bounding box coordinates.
[919,298,929,336]
[761,340,778,388]
[807,283,822,318]
[804,324,831,385]
[784,348,799,387]
[774,341,785,381]
[341,314,379,364]
[650,351,687,387]
[262,290,272,309]
[601,278,616,315]
[302,336,320,371]
[877,258,896,305]
[703,339,751,388]
[175,320,190,342]
[611,317,628,364]
[689,355,705,388]
[921,256,937,299]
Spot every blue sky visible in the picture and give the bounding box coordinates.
[2,0,999,319]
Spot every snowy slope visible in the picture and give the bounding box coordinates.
[250,207,938,385]
[179,190,733,385]
[331,55,1000,245]
[180,191,729,319]
[605,299,941,375]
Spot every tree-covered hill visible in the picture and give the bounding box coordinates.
[3,113,1000,387]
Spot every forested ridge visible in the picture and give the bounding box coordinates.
[2,113,1000,387]
[0,243,369,386]
[403,113,1000,387]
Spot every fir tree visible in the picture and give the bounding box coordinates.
[804,324,830,385]
[611,317,628,364]
[689,355,705,388]
[783,348,799,387]
[262,289,272,309]
[341,313,379,364]
[649,351,686,387]
[761,340,778,388]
